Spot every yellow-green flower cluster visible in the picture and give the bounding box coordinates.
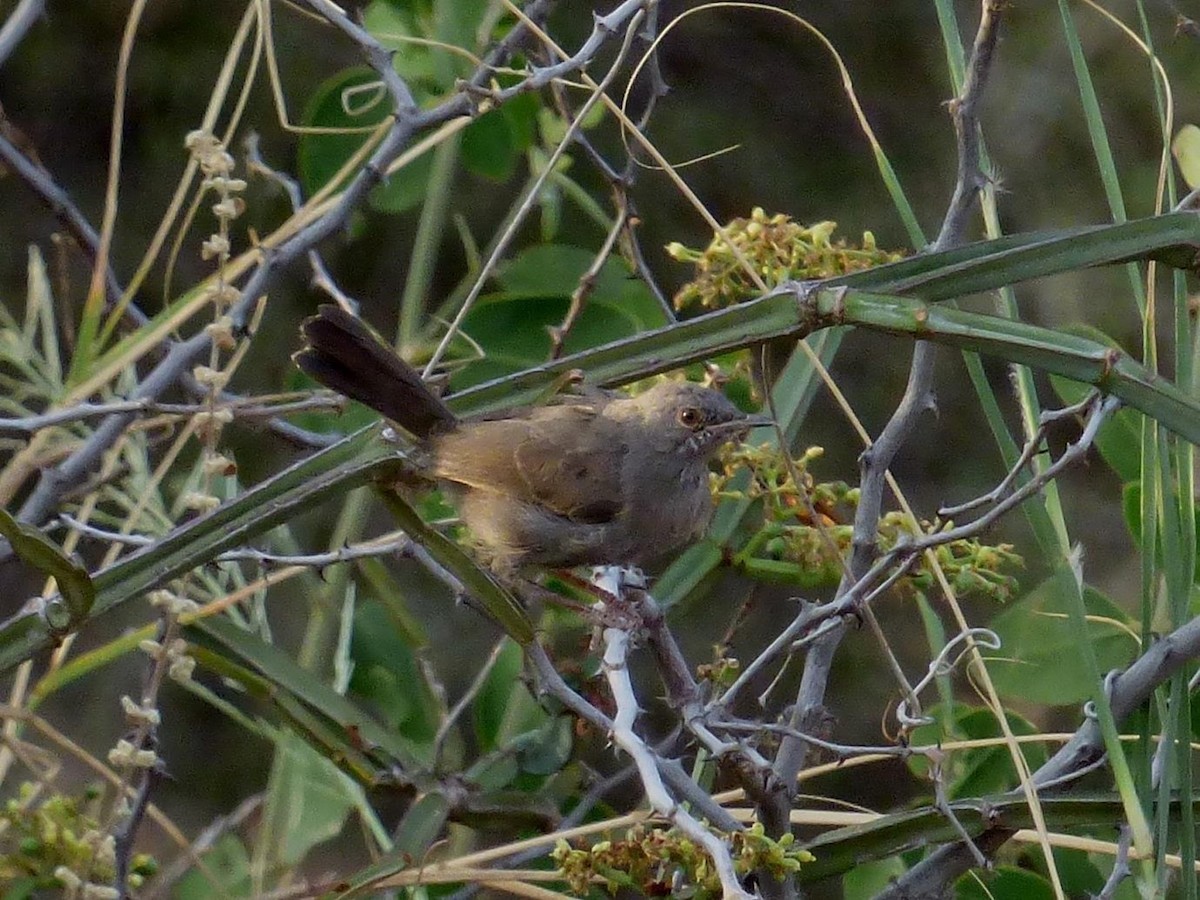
[0,782,156,894]
[667,208,905,311]
[713,441,1022,602]
[553,822,812,897]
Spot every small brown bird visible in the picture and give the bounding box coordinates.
[295,305,769,574]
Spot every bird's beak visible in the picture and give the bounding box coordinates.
[708,413,774,439]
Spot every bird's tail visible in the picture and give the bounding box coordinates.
[294,305,457,438]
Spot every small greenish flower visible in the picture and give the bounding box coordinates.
[668,209,906,311]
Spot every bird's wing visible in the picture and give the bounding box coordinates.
[434,404,627,524]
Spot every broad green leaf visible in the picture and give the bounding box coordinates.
[298,68,392,197]
[513,714,574,776]
[473,638,546,750]
[461,109,518,181]
[957,866,1054,899]
[331,792,451,898]
[432,0,490,73]
[538,104,605,144]
[297,67,433,214]
[175,834,252,899]
[449,244,668,386]
[841,857,907,898]
[261,730,361,867]
[369,152,435,214]
[362,2,439,87]
[908,706,1046,799]
[1049,325,1142,483]
[349,600,439,745]
[1173,125,1200,190]
[496,245,619,295]
[502,93,539,152]
[1046,847,1106,899]
[988,569,1137,705]
[1121,482,1200,583]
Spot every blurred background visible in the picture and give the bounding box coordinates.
[0,0,1195,889]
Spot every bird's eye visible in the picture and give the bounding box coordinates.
[677,406,703,429]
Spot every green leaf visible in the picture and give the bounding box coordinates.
[331,792,451,898]
[798,795,1129,884]
[514,714,574,776]
[988,569,1138,705]
[261,730,361,867]
[1173,124,1200,190]
[260,734,357,868]
[449,245,668,386]
[956,865,1055,899]
[461,109,518,181]
[369,152,435,214]
[1046,847,1106,899]
[1049,327,1142,483]
[0,508,93,624]
[496,244,612,295]
[298,67,393,198]
[908,707,1047,799]
[175,834,252,899]
[473,638,546,750]
[1122,482,1200,582]
[841,857,908,898]
[503,93,539,152]
[188,615,428,772]
[361,2,439,87]
[349,600,439,744]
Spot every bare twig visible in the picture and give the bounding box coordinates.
[146,794,263,898]
[547,198,627,360]
[1097,825,1133,899]
[4,0,575,533]
[0,0,44,69]
[432,637,508,764]
[244,133,360,314]
[0,392,344,435]
[601,626,752,899]
[0,129,128,316]
[526,641,739,831]
[762,9,1005,892]
[423,1,651,376]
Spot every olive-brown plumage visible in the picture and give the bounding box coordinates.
[295,305,768,573]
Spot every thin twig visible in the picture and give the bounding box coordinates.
[244,133,360,314]
[423,2,651,376]
[3,0,559,534]
[1096,825,1133,899]
[763,8,1005,881]
[146,794,263,898]
[0,0,43,68]
[0,129,128,316]
[601,626,752,900]
[432,637,508,763]
[0,392,344,435]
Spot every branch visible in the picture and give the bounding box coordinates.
[601,626,752,900]
[0,0,44,69]
[762,5,1005,893]
[5,0,635,533]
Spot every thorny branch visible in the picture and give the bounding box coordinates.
[715,396,1113,725]
[759,4,1003,895]
[5,0,641,533]
[5,1,1196,897]
[0,393,345,435]
[602,625,752,900]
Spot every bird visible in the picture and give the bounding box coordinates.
[295,304,770,575]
